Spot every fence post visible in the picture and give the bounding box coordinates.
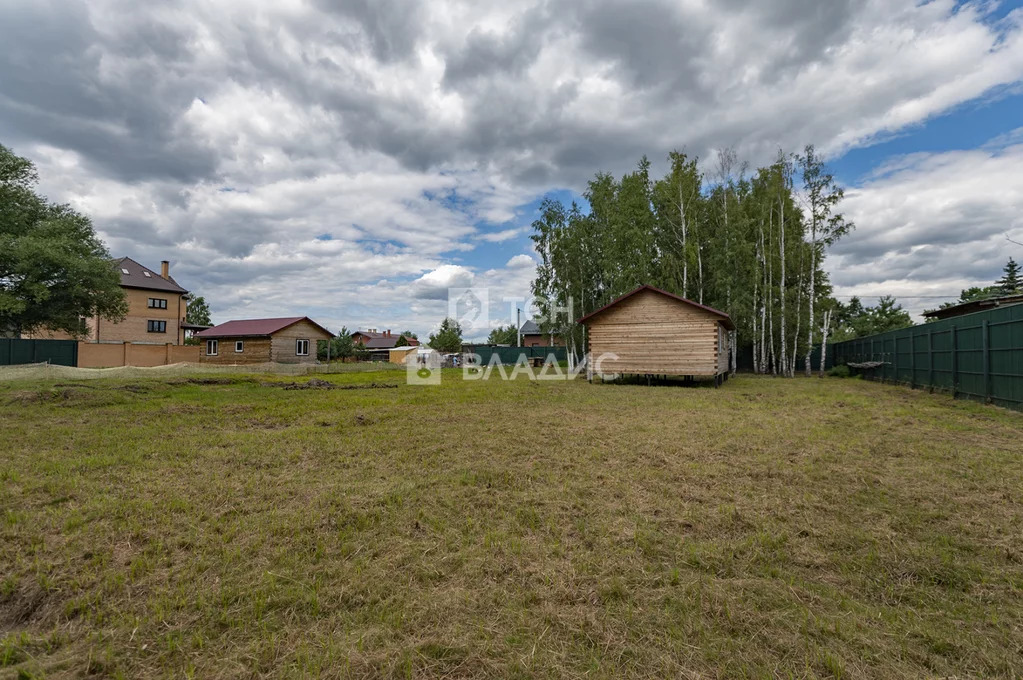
[982,320,991,403]
[909,332,915,389]
[951,326,958,399]
[892,337,900,384]
[927,329,933,393]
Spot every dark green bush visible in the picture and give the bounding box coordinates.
[828,364,851,378]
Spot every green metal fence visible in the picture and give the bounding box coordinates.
[0,338,79,367]
[465,345,567,365]
[831,303,1023,411]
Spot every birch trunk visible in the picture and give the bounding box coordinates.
[818,309,832,378]
[804,227,817,377]
[778,198,788,377]
[790,273,801,377]
[679,183,688,299]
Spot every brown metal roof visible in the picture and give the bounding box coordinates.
[196,317,332,338]
[922,294,1023,320]
[115,257,188,294]
[352,331,420,348]
[577,284,735,330]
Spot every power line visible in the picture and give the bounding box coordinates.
[831,294,961,298]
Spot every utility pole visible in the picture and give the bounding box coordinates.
[516,308,521,346]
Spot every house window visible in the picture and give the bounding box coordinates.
[206,339,218,356]
[143,271,152,278]
[147,320,167,333]
[296,339,309,356]
[121,268,130,274]
[148,298,168,309]
[235,341,244,353]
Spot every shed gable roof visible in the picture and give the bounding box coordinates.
[577,285,735,330]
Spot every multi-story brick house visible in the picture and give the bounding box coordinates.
[26,257,193,345]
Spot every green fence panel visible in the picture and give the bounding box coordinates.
[0,338,78,367]
[830,303,1023,411]
[466,346,567,365]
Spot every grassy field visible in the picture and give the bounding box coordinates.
[1,370,1021,679]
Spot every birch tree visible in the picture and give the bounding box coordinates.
[796,145,853,376]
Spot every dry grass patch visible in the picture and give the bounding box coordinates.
[1,372,1021,678]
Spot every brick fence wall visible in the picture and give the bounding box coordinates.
[78,342,200,368]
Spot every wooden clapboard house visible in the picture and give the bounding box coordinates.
[578,285,734,384]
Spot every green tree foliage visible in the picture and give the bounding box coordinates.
[531,148,852,375]
[0,144,127,337]
[317,326,355,361]
[393,330,417,347]
[930,257,1023,314]
[486,325,518,345]
[795,145,853,375]
[428,317,463,352]
[831,296,912,341]
[183,295,213,345]
[185,295,213,327]
[997,257,1021,295]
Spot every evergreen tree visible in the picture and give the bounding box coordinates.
[996,257,1021,295]
[428,318,463,352]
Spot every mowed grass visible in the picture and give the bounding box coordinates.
[1,370,1021,679]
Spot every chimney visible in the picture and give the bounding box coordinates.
[160,260,169,279]
[386,329,391,337]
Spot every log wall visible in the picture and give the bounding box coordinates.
[585,289,728,376]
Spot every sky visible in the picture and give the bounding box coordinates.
[1,0,1022,339]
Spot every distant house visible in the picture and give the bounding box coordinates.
[388,345,419,364]
[351,329,419,349]
[518,319,564,347]
[25,257,196,345]
[196,317,332,364]
[922,294,1023,321]
[578,285,734,384]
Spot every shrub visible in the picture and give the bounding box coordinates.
[828,364,851,378]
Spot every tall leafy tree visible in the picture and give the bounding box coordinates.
[531,146,847,377]
[0,144,127,337]
[795,145,853,375]
[186,295,212,326]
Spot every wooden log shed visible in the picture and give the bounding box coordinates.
[578,285,735,385]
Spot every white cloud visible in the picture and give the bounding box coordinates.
[3,0,1023,333]
[830,138,1023,318]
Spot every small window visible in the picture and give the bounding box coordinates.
[296,339,309,356]
[206,339,218,356]
[147,320,167,333]
[147,298,168,309]
[143,271,152,277]
[235,341,244,353]
[121,268,130,274]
